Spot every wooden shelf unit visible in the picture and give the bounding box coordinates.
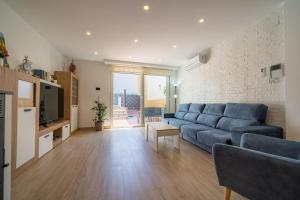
[55,71,79,133]
[0,67,76,178]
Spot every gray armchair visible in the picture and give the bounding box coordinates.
[213,133,300,200]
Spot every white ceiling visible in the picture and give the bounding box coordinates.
[5,0,283,68]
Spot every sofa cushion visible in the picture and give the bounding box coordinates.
[224,103,268,123]
[174,111,186,119]
[182,124,212,140]
[196,114,222,128]
[216,117,259,131]
[202,104,226,116]
[197,129,232,148]
[178,103,191,112]
[183,112,200,122]
[163,118,171,124]
[188,104,205,113]
[168,118,193,128]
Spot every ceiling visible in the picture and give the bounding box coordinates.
[5,0,283,68]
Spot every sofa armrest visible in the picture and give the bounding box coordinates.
[230,125,283,146]
[241,133,300,159]
[213,144,300,200]
[163,112,175,118]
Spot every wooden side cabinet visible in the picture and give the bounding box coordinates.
[55,71,79,133]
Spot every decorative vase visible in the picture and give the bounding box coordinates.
[95,121,103,131]
[69,60,76,73]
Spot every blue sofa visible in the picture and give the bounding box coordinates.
[163,103,283,153]
[213,134,300,200]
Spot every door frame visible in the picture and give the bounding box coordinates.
[110,71,171,128]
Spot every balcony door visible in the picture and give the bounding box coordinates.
[144,75,168,123]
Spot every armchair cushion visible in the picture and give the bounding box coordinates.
[241,133,300,160]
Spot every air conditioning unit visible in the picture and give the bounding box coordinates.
[183,50,210,71]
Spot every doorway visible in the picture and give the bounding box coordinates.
[112,73,142,128]
[144,75,167,123]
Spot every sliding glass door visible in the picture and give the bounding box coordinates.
[112,72,170,128]
[113,73,142,128]
[144,75,168,123]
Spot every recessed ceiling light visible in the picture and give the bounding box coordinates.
[85,31,92,36]
[143,5,150,11]
[134,39,139,43]
[198,18,205,23]
[94,51,98,55]
[172,45,177,49]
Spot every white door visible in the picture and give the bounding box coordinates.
[39,132,53,158]
[62,124,70,141]
[17,107,36,168]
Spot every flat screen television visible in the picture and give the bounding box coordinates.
[40,82,64,125]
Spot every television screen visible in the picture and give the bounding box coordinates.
[40,82,64,125]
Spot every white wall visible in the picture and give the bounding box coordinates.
[178,7,285,128]
[285,0,300,140]
[0,0,63,73]
[75,60,111,128]
[75,60,177,128]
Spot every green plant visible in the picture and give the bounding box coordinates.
[91,101,107,122]
[51,74,57,80]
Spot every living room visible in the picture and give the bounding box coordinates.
[0,0,300,200]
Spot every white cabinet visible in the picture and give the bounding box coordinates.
[62,124,70,141]
[17,107,36,168]
[39,132,53,158]
[71,105,78,132]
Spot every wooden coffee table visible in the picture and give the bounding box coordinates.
[145,122,180,153]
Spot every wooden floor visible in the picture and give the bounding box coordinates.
[12,128,246,200]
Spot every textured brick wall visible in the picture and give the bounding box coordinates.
[178,8,285,129]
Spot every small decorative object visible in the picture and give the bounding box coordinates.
[32,69,47,79]
[18,56,32,74]
[51,74,58,84]
[0,32,9,68]
[91,100,107,131]
[69,60,76,73]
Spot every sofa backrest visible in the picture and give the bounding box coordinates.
[175,103,191,119]
[196,104,226,127]
[216,103,268,131]
[183,103,205,122]
[223,103,268,123]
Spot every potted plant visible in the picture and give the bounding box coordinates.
[91,101,107,131]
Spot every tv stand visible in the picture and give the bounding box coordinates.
[39,119,70,158]
[39,119,69,136]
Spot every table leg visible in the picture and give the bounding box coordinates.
[146,124,149,142]
[156,132,159,153]
[175,134,180,150]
